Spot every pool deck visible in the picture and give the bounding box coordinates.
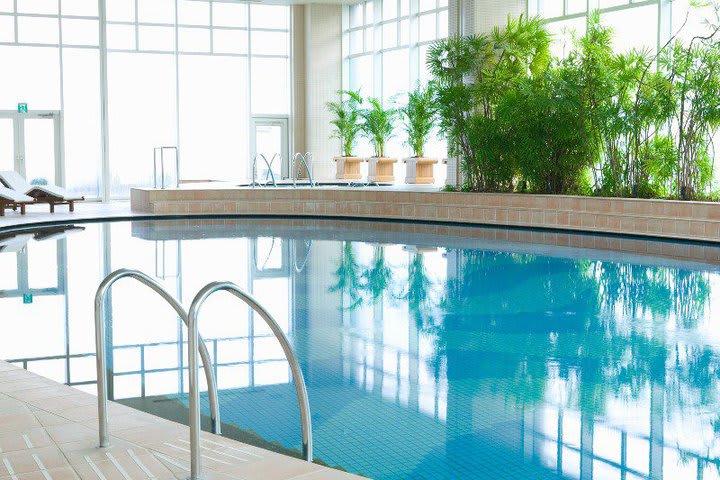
[0,202,139,231]
[0,360,361,480]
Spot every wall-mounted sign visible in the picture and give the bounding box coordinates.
[17,103,28,113]
[22,294,33,304]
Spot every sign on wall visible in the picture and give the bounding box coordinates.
[17,103,28,113]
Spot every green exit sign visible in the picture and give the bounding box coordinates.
[17,103,27,113]
[22,294,33,304]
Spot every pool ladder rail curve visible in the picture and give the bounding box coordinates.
[93,269,313,480]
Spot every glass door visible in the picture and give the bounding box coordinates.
[0,111,63,187]
[251,117,288,181]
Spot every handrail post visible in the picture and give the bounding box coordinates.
[94,269,222,449]
[189,282,313,479]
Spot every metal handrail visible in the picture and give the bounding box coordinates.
[94,269,222,448]
[251,153,278,187]
[153,146,180,189]
[292,152,315,187]
[188,282,312,480]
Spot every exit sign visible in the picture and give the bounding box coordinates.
[17,103,28,113]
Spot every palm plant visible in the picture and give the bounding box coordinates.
[402,83,437,158]
[427,15,552,191]
[327,90,363,157]
[360,97,398,158]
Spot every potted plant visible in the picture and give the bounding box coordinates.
[327,90,364,180]
[402,83,439,184]
[361,97,399,183]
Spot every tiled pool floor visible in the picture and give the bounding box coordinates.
[0,361,360,480]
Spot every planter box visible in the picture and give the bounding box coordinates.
[367,157,397,183]
[334,157,364,180]
[404,157,438,184]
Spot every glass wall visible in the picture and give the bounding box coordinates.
[342,0,448,162]
[529,0,717,57]
[0,0,101,198]
[0,0,290,199]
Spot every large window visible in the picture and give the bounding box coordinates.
[0,0,290,199]
[106,1,290,197]
[342,0,448,162]
[529,0,717,57]
[0,0,101,198]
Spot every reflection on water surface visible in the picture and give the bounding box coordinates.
[2,219,720,479]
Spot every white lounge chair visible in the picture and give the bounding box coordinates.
[0,171,84,213]
[0,186,34,216]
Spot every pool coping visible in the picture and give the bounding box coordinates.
[4,201,720,266]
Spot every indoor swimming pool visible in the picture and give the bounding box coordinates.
[2,218,720,480]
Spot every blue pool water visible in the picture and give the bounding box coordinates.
[2,218,720,479]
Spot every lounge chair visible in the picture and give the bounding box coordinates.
[0,171,84,213]
[0,186,34,216]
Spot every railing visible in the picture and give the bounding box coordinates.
[251,153,278,187]
[188,281,312,479]
[292,152,315,187]
[94,269,222,447]
[153,146,180,189]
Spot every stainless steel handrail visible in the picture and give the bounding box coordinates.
[292,152,315,188]
[153,146,180,189]
[251,153,278,187]
[94,269,221,448]
[188,282,312,479]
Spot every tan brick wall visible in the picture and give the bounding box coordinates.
[132,188,720,245]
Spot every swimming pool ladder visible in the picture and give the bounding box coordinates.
[94,270,313,480]
[292,152,315,187]
[94,269,222,447]
[188,282,312,479]
[251,153,278,187]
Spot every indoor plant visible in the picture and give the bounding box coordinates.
[361,97,399,183]
[327,90,364,180]
[402,83,439,184]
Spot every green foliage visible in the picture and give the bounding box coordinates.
[327,90,363,157]
[402,83,437,158]
[498,61,590,194]
[427,15,552,191]
[360,97,399,158]
[661,20,720,199]
[425,4,720,200]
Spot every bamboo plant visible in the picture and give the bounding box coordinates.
[327,90,364,157]
[360,97,399,158]
[402,83,437,158]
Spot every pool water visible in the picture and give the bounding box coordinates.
[2,218,720,480]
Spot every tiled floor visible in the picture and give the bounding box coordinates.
[0,362,362,480]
